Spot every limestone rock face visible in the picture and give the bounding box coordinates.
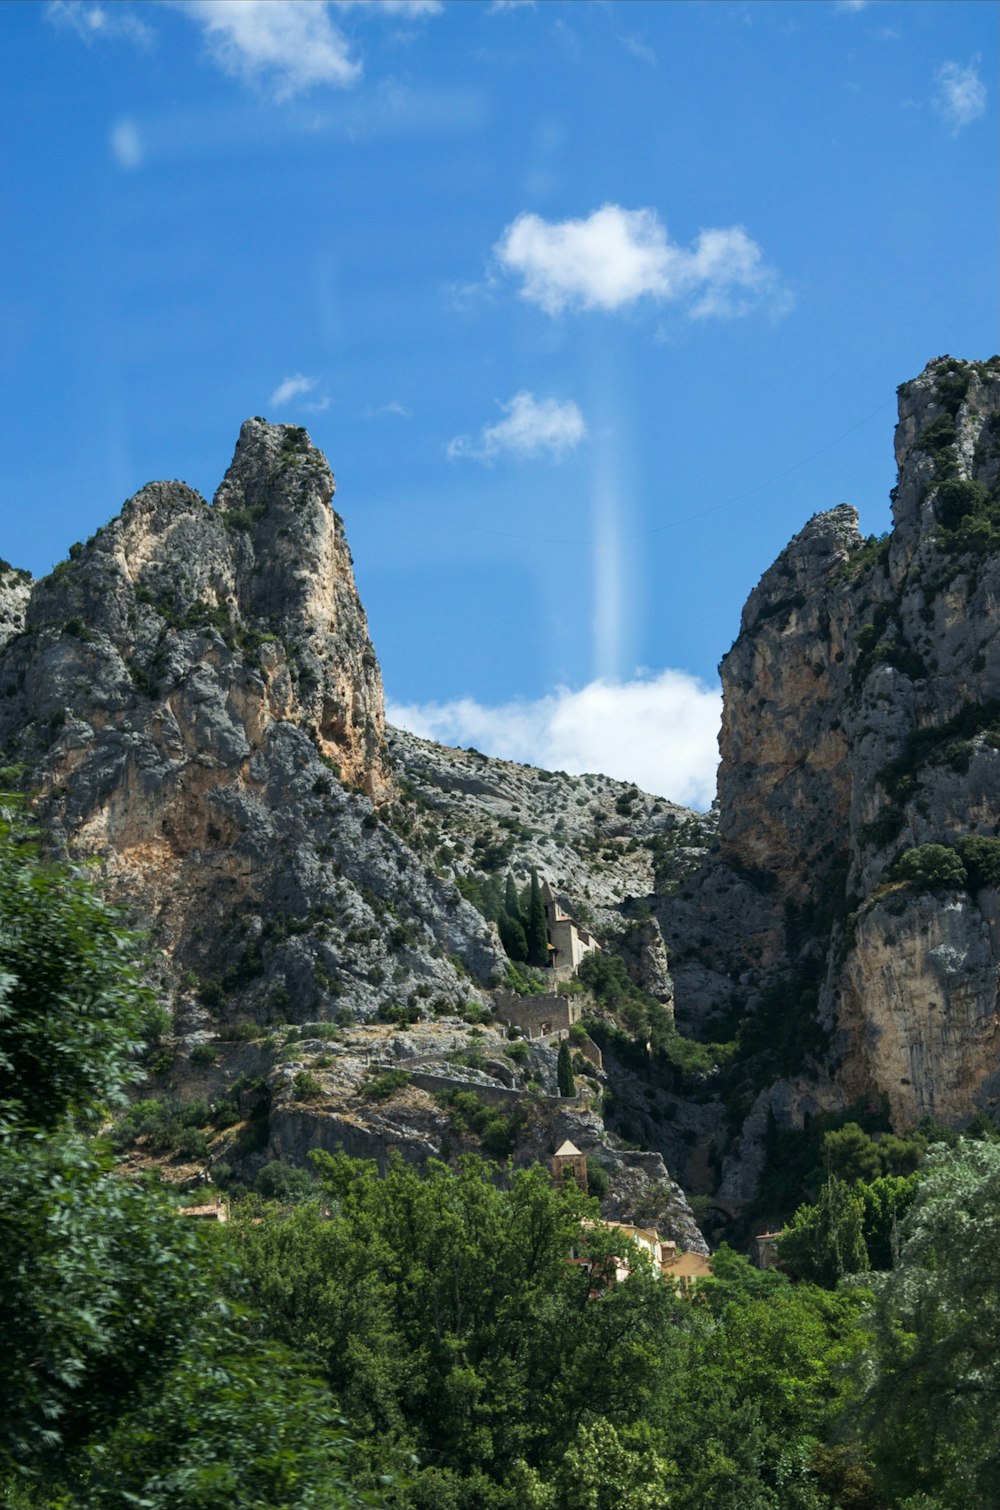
[0,561,31,654]
[681,356,1000,1141]
[0,421,504,1023]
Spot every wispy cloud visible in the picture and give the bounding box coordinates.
[110,118,143,169]
[934,60,987,132]
[447,391,586,463]
[333,0,443,13]
[494,204,789,320]
[619,33,657,66]
[834,1,869,12]
[363,400,412,419]
[176,1,362,98]
[46,1,153,46]
[388,671,722,810]
[269,374,331,411]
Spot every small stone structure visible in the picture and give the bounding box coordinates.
[754,1231,782,1270]
[542,880,601,975]
[576,1037,603,1071]
[552,1138,589,1192]
[495,989,582,1039]
[178,1200,229,1222]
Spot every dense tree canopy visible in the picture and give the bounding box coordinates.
[0,796,367,1510]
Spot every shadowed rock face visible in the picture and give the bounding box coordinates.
[669,356,1000,1171]
[0,420,506,1025]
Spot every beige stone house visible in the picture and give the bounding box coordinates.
[541,879,601,974]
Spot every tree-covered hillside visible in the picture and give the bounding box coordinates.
[4,796,1000,1509]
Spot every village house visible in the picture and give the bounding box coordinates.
[567,1215,713,1292]
[541,879,600,975]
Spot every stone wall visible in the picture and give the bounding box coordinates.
[494,990,583,1037]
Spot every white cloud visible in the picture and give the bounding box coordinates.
[364,400,412,418]
[447,391,586,463]
[934,60,987,132]
[270,373,318,406]
[176,1,361,98]
[46,1,153,45]
[387,670,722,810]
[333,1,443,13]
[110,118,143,169]
[620,34,657,66]
[494,204,788,320]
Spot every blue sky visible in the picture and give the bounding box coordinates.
[2,0,996,806]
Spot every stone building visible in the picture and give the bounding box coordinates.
[494,988,583,1039]
[552,1138,589,1192]
[541,879,601,974]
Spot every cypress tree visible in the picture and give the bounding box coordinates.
[504,871,522,924]
[481,874,504,923]
[498,911,528,963]
[525,869,549,968]
[557,1041,575,1098]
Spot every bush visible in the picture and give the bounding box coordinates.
[172,1126,210,1161]
[253,1161,315,1202]
[292,1071,324,1101]
[362,1069,410,1101]
[891,843,967,893]
[189,1042,219,1066]
[935,477,989,530]
[955,834,1000,891]
[585,1158,610,1199]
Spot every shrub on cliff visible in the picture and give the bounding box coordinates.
[955,834,1000,892]
[891,843,967,893]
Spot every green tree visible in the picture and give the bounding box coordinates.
[503,871,522,924]
[498,910,528,963]
[822,1123,881,1184]
[0,796,152,1128]
[955,834,1000,891]
[229,1153,681,1501]
[891,843,967,893]
[557,1041,575,1097]
[0,796,368,1509]
[524,870,549,969]
[69,1324,368,1510]
[856,1140,1000,1506]
[778,1177,870,1287]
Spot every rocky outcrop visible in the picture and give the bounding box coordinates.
[0,561,31,655]
[0,421,505,1026]
[386,724,711,933]
[674,356,1000,1152]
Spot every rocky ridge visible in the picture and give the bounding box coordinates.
[0,419,707,1249]
[666,355,1000,1200]
[5,355,999,1239]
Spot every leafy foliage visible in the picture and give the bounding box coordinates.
[891,843,967,892]
[0,804,367,1509]
[0,795,152,1128]
[556,1041,575,1097]
[856,1141,1000,1506]
[229,1154,870,1509]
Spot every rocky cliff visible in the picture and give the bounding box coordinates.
[5,356,998,1233]
[0,420,505,1027]
[0,418,706,1247]
[665,355,1000,1199]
